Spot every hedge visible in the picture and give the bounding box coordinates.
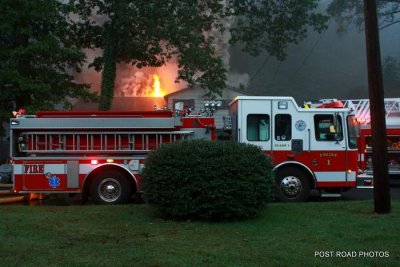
[142,140,274,221]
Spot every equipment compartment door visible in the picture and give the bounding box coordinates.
[22,160,45,191]
[23,160,66,191]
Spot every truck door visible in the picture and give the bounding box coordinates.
[310,113,349,186]
[239,99,272,151]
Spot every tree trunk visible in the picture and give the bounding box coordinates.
[363,0,391,214]
[98,29,117,111]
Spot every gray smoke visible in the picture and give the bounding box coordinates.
[208,0,250,89]
[74,1,258,96]
[228,0,400,102]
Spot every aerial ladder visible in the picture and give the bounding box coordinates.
[342,98,400,124]
[342,98,400,188]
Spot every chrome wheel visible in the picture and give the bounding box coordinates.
[280,176,302,199]
[98,178,122,203]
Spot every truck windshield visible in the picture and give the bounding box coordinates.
[347,115,358,149]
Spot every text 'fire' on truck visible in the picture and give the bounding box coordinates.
[2,106,215,204]
[1,96,359,203]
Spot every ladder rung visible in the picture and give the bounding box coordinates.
[19,131,193,153]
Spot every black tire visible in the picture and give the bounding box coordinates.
[275,167,310,202]
[90,170,132,204]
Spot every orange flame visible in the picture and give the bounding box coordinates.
[151,75,164,97]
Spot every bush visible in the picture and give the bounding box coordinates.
[142,140,274,221]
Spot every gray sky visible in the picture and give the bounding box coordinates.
[230,2,400,103]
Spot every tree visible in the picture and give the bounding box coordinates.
[230,0,328,60]
[327,0,400,32]
[364,0,391,214]
[71,0,328,110]
[328,0,400,96]
[0,0,95,131]
[71,0,228,110]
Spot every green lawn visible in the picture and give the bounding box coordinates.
[0,200,399,266]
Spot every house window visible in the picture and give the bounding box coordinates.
[172,99,195,109]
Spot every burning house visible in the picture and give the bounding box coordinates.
[73,58,249,127]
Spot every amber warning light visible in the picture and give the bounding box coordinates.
[12,109,26,117]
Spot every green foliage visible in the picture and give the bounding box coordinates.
[327,1,400,97]
[71,0,328,109]
[71,0,228,109]
[0,0,329,117]
[0,0,96,128]
[142,140,274,221]
[230,0,329,60]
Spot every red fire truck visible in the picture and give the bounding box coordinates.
[3,109,215,204]
[1,96,359,203]
[342,98,400,188]
[228,96,359,201]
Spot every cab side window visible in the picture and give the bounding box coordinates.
[314,114,343,141]
[275,114,292,141]
[247,114,270,141]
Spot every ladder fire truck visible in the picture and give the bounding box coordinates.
[1,109,215,204]
[342,98,400,188]
[228,96,359,201]
[1,96,359,203]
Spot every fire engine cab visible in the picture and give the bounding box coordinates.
[4,109,215,204]
[229,96,359,201]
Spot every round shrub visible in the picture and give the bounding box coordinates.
[142,140,274,221]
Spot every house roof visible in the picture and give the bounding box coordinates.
[73,97,167,111]
[164,86,251,99]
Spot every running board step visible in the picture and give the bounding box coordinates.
[320,193,342,198]
[357,173,374,188]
